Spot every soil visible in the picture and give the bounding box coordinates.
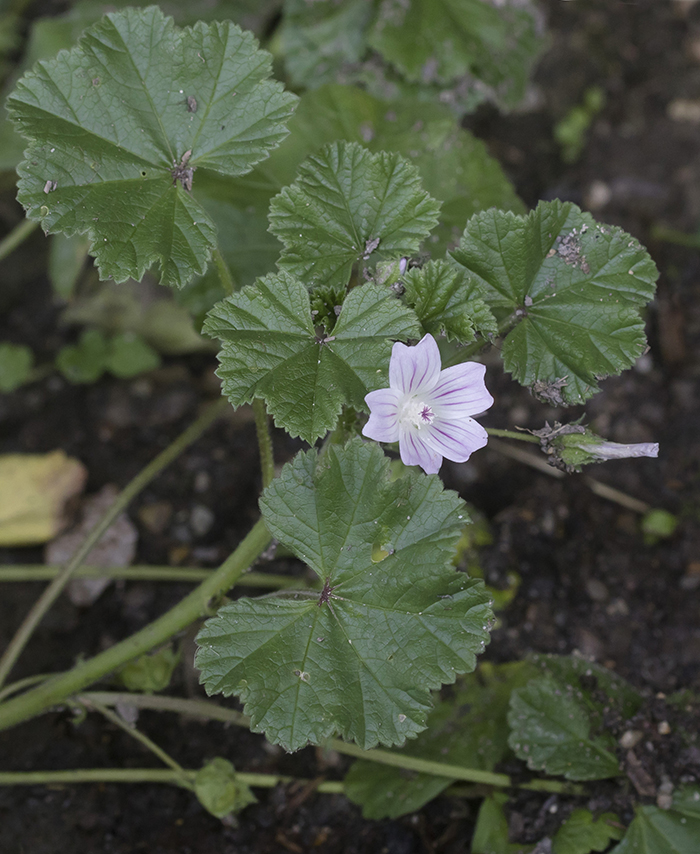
[1,1,699,852]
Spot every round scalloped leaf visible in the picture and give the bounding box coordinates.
[196,439,493,752]
[204,273,421,443]
[268,140,441,289]
[6,6,297,287]
[451,201,658,404]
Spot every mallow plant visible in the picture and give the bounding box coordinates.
[2,6,695,849]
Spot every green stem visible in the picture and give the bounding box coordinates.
[333,742,584,796]
[83,697,192,786]
[486,428,540,444]
[0,565,312,589]
[80,692,584,796]
[0,398,228,690]
[0,769,345,794]
[0,219,38,262]
[0,518,271,731]
[212,246,235,295]
[0,673,51,704]
[252,398,275,489]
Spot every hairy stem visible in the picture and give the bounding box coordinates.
[80,692,584,796]
[0,398,229,690]
[252,399,275,489]
[0,519,271,731]
[0,219,38,262]
[0,769,345,793]
[0,565,310,589]
[486,428,540,444]
[83,697,192,785]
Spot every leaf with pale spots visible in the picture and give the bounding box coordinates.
[204,273,420,443]
[451,201,658,404]
[6,6,296,287]
[196,439,493,752]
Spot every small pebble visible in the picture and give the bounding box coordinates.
[620,730,644,749]
[190,504,215,537]
[658,721,671,735]
[585,579,609,602]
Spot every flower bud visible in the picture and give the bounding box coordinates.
[534,422,659,472]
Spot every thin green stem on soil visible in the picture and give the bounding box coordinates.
[333,742,584,796]
[486,428,540,444]
[0,219,38,262]
[0,398,229,690]
[252,398,275,489]
[0,565,311,589]
[0,769,345,793]
[79,692,584,796]
[83,697,192,786]
[0,518,271,731]
[212,246,235,295]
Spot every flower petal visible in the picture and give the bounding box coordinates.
[429,363,494,418]
[423,417,488,464]
[363,388,401,442]
[398,429,443,474]
[389,334,441,395]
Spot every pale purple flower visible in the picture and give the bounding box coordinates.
[362,333,494,474]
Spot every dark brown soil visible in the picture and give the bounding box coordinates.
[1,1,699,852]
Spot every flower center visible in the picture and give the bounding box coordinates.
[399,397,435,430]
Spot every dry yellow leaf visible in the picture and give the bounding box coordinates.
[0,451,87,546]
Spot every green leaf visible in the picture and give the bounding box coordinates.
[472,792,533,854]
[194,84,523,281]
[269,140,441,289]
[279,0,373,89]
[204,273,420,443]
[402,259,497,343]
[118,646,180,693]
[194,757,257,820]
[610,787,700,854]
[0,343,34,393]
[367,0,546,109]
[532,654,643,721]
[0,0,282,174]
[451,201,659,404]
[553,809,624,854]
[105,333,161,379]
[56,328,109,384]
[196,439,493,751]
[7,6,297,287]
[345,661,535,819]
[508,665,625,781]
